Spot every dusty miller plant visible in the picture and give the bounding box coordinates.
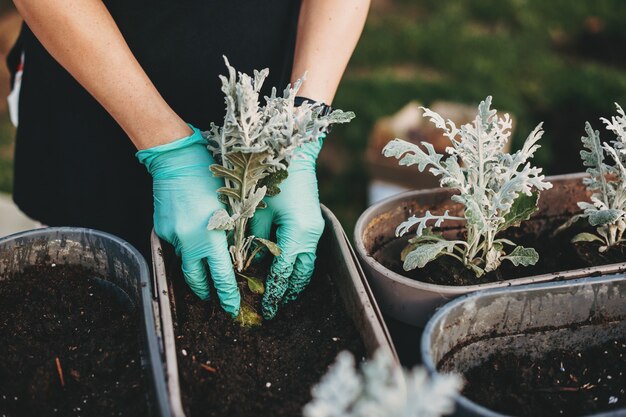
[557,103,626,251]
[303,349,462,417]
[203,57,354,323]
[383,96,552,277]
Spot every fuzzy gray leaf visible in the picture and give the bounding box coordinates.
[254,237,282,257]
[588,209,625,226]
[403,240,456,270]
[207,209,235,231]
[502,246,539,267]
[239,186,267,220]
[386,96,549,278]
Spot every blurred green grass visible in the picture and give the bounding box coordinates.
[324,0,626,231]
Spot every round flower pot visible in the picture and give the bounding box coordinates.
[354,173,626,326]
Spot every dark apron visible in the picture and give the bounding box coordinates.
[7,1,301,256]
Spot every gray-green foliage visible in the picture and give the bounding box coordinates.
[303,349,461,417]
[205,57,354,272]
[558,103,626,251]
[383,96,552,276]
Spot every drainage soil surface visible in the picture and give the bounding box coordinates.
[374,219,625,286]
[461,338,626,417]
[165,247,366,417]
[0,264,149,417]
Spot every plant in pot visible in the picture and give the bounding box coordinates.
[354,97,626,327]
[555,103,626,259]
[417,102,626,416]
[150,59,396,417]
[204,57,354,325]
[382,96,552,278]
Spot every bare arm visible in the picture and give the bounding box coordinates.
[13,0,191,149]
[291,0,370,105]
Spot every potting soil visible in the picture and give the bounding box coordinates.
[0,264,149,417]
[165,248,366,417]
[374,218,625,286]
[461,338,626,417]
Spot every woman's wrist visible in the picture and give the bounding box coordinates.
[131,110,192,151]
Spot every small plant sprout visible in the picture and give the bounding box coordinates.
[383,96,552,277]
[557,103,626,251]
[204,57,354,324]
[303,349,462,417]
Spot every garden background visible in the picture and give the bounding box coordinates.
[2,0,626,232]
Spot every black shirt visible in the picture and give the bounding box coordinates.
[8,1,301,255]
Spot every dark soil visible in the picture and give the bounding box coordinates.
[373,217,626,286]
[461,338,626,417]
[164,247,366,417]
[0,264,149,417]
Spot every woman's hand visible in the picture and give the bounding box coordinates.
[251,137,325,319]
[137,126,240,317]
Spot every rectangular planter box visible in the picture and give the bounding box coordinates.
[422,273,626,417]
[355,173,626,326]
[150,205,397,417]
[0,227,170,417]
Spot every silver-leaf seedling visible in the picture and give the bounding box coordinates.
[557,103,626,251]
[383,96,552,277]
[205,57,354,325]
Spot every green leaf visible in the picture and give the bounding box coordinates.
[216,187,240,202]
[401,230,446,261]
[235,303,262,327]
[207,209,235,231]
[254,237,282,257]
[403,240,455,271]
[259,169,289,197]
[588,209,624,226]
[238,273,265,295]
[502,246,539,267]
[210,164,241,184]
[501,192,539,230]
[571,232,604,244]
[212,151,271,205]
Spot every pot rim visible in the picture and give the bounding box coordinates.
[420,273,626,417]
[354,172,626,294]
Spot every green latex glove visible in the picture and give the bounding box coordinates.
[251,136,325,319]
[136,126,240,317]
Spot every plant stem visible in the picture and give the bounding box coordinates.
[233,217,249,272]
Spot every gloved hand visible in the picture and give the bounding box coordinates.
[136,126,240,317]
[251,136,325,319]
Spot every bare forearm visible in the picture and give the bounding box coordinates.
[13,0,190,149]
[292,0,370,104]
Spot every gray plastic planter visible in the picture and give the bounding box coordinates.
[421,273,626,417]
[150,205,397,417]
[0,227,171,417]
[354,173,626,326]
